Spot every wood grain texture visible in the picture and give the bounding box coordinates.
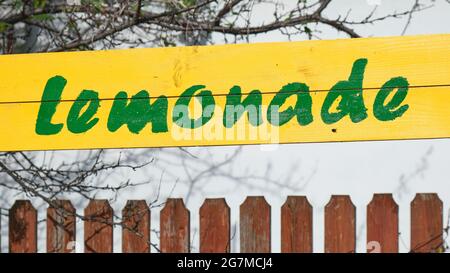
[160,198,190,253]
[9,200,37,253]
[200,198,230,253]
[325,195,356,253]
[367,194,398,253]
[411,193,443,253]
[1,34,449,103]
[84,199,113,253]
[281,196,313,253]
[240,196,271,253]
[122,200,150,253]
[47,200,76,253]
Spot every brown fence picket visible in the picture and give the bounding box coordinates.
[1,193,447,253]
[84,200,113,253]
[9,200,37,253]
[160,198,190,253]
[200,198,230,253]
[47,200,76,253]
[325,195,355,253]
[411,193,443,252]
[122,200,150,253]
[240,196,271,253]
[367,194,398,253]
[281,196,312,253]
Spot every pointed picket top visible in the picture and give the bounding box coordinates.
[122,200,150,253]
[9,200,37,253]
[367,194,398,253]
[240,196,271,253]
[84,199,113,253]
[160,198,190,253]
[411,193,443,252]
[281,196,313,253]
[47,200,76,253]
[200,198,230,253]
[325,195,356,253]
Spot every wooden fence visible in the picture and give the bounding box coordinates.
[5,193,445,253]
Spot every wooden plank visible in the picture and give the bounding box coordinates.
[411,193,443,253]
[47,200,76,253]
[240,196,271,253]
[9,200,37,253]
[1,34,450,102]
[325,195,356,253]
[122,200,150,253]
[160,198,190,253]
[1,34,450,151]
[3,86,450,151]
[199,198,230,253]
[281,196,313,253]
[84,199,113,253]
[366,194,398,253]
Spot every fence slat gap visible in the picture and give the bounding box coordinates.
[240,196,271,253]
[84,199,113,253]
[160,198,190,253]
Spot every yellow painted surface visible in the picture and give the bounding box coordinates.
[0,34,450,151]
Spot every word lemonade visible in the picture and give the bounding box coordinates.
[35,58,409,142]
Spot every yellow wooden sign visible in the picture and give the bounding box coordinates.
[1,34,450,151]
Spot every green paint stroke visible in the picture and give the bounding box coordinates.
[223,86,262,128]
[267,82,313,126]
[67,90,100,134]
[373,77,409,121]
[34,58,410,137]
[35,76,66,135]
[321,58,368,124]
[173,85,215,129]
[107,90,168,134]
